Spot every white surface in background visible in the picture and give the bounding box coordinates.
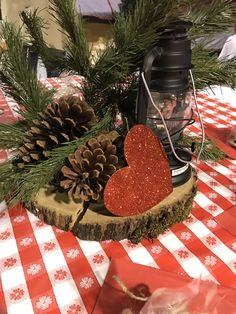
[218,35,236,60]
[195,28,234,51]
[203,85,236,108]
[0,201,7,212]
[37,57,47,80]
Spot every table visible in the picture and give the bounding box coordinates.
[0,77,235,313]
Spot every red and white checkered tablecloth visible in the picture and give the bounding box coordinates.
[0,77,235,314]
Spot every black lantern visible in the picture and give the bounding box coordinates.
[137,21,194,187]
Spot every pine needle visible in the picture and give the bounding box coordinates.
[0,121,27,149]
[121,0,236,39]
[182,0,236,39]
[100,0,178,73]
[85,0,179,115]
[0,161,16,200]
[49,0,91,75]
[0,22,54,122]
[192,45,236,90]
[20,9,63,73]
[178,134,226,161]
[120,0,137,13]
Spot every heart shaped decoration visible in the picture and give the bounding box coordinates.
[104,125,173,216]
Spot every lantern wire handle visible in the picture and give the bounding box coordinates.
[141,72,204,164]
[189,69,205,163]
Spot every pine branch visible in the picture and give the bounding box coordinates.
[102,0,236,79]
[86,0,236,99]
[84,45,131,115]
[120,0,137,13]
[8,108,114,204]
[0,121,27,149]
[120,0,235,39]
[86,0,178,115]
[0,161,17,200]
[49,0,91,75]
[178,134,226,161]
[108,0,178,71]
[192,45,236,90]
[0,22,55,122]
[20,9,63,72]
[180,0,236,39]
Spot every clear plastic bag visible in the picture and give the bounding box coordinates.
[140,278,236,314]
[227,125,236,148]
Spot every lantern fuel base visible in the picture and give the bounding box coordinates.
[137,22,193,187]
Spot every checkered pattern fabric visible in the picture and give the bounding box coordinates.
[0,77,235,313]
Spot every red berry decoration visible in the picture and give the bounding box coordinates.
[104,125,173,216]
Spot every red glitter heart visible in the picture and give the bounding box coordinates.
[104,125,173,216]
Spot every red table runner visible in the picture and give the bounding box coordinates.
[0,77,235,313]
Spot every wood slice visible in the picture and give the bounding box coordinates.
[27,171,197,243]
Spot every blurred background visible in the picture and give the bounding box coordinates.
[0,0,234,53]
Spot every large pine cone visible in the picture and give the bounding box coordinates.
[60,131,120,202]
[16,95,96,169]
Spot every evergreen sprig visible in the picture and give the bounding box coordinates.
[85,0,178,116]
[84,45,131,115]
[120,0,236,39]
[0,22,54,122]
[192,45,236,90]
[181,0,236,39]
[96,0,178,75]
[177,134,226,161]
[120,0,137,13]
[0,161,17,200]
[0,121,27,149]
[49,0,91,75]
[20,9,63,73]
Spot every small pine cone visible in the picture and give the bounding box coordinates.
[60,131,120,202]
[16,95,96,169]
